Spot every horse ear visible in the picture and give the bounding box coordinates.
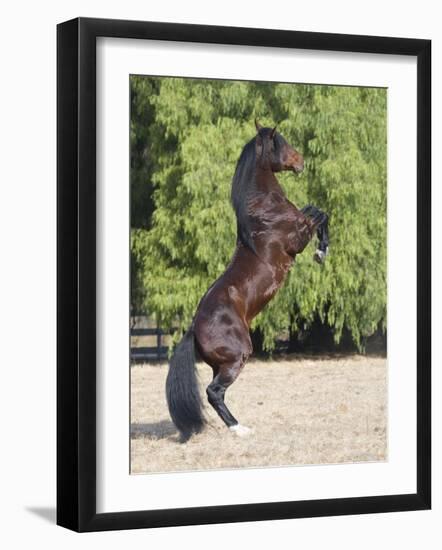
[255,118,263,133]
[270,125,277,138]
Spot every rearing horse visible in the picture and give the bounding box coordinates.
[166,120,329,440]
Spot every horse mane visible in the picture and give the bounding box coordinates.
[230,138,259,254]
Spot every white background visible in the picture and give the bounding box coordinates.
[0,0,440,548]
[97,39,417,513]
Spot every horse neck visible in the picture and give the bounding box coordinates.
[254,166,285,197]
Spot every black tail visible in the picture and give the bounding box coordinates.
[166,329,205,441]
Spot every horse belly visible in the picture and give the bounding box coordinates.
[245,256,293,321]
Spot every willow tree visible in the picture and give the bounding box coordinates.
[131,76,386,350]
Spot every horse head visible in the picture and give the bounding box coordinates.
[254,119,304,174]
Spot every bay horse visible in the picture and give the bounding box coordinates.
[166,120,329,440]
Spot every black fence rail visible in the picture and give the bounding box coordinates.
[130,318,387,363]
[130,326,176,362]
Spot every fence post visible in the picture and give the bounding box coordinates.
[157,323,161,361]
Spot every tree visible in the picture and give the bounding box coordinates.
[131,76,387,350]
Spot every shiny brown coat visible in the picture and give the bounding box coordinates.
[166,123,329,438]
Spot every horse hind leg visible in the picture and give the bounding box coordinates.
[206,354,252,437]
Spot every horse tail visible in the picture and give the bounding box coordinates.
[166,328,205,441]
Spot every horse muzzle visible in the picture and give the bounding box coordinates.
[291,159,304,174]
[287,151,304,174]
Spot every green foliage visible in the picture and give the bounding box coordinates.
[131,76,387,350]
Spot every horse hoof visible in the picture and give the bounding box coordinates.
[313,247,328,264]
[229,424,253,437]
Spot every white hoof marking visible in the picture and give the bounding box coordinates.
[313,247,329,264]
[229,424,253,437]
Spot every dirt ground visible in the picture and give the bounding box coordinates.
[130,355,387,474]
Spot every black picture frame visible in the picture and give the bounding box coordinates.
[57,17,431,532]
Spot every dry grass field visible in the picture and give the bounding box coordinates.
[130,355,387,474]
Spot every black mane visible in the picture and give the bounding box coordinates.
[230,138,258,254]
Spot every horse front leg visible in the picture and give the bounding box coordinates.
[301,205,330,264]
[313,212,329,264]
